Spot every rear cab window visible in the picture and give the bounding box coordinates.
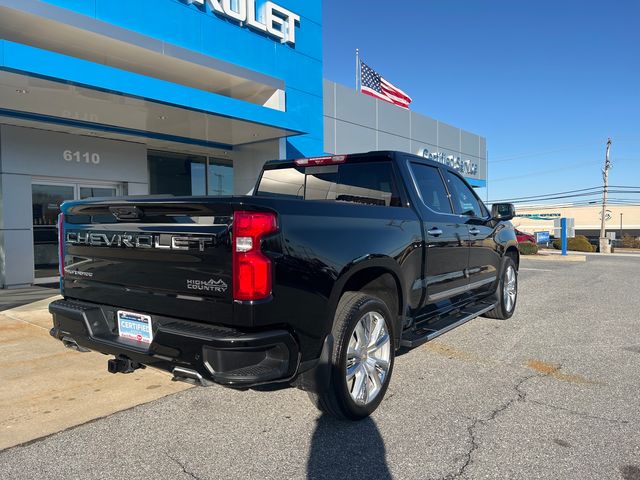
[256,157,404,207]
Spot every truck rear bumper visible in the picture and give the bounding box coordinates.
[49,299,300,388]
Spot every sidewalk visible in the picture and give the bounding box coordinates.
[522,249,586,262]
[0,285,61,312]
[0,297,190,450]
[541,248,640,259]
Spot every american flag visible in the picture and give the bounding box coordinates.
[360,61,412,109]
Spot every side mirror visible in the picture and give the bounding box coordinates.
[491,203,515,221]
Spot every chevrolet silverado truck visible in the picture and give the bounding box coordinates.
[50,151,519,420]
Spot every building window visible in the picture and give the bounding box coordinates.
[207,158,234,196]
[148,151,233,196]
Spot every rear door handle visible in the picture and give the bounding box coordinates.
[469,227,481,235]
[427,228,443,236]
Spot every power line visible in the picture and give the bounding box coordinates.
[489,186,603,203]
[490,160,602,182]
[504,191,640,204]
[490,158,638,183]
[489,141,599,164]
[487,185,640,203]
[513,200,640,210]
[490,186,640,204]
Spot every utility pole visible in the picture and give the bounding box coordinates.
[486,150,490,204]
[599,138,612,253]
[355,49,360,91]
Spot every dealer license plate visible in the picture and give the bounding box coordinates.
[117,310,153,344]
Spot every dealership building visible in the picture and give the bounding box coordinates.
[0,0,487,288]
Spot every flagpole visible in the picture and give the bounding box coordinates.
[355,48,360,92]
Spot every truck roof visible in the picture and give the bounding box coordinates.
[263,150,462,175]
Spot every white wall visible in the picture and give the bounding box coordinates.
[0,125,148,184]
[232,139,284,195]
[0,174,35,288]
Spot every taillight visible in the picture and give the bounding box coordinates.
[294,155,347,166]
[232,211,277,301]
[58,213,65,279]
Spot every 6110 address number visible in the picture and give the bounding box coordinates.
[63,150,101,165]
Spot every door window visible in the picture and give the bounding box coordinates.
[445,172,484,217]
[409,163,453,214]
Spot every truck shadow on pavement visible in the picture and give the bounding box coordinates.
[306,414,392,480]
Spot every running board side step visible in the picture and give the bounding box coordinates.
[400,301,497,348]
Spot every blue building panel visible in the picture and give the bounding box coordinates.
[28,0,324,158]
[0,40,302,134]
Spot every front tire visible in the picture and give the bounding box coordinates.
[308,292,395,420]
[483,257,518,320]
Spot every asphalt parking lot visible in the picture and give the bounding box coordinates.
[1,255,639,480]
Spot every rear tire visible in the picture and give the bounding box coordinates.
[308,292,395,420]
[483,257,518,320]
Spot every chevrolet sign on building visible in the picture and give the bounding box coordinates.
[187,0,301,44]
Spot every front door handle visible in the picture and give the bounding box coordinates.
[469,227,481,235]
[427,228,443,236]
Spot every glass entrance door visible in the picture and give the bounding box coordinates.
[32,184,74,278]
[32,182,120,280]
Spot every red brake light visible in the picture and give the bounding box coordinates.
[58,213,65,279]
[232,211,278,301]
[294,155,347,166]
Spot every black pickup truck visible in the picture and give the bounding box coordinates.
[50,151,519,420]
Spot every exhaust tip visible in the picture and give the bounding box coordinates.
[61,336,90,353]
[172,367,214,387]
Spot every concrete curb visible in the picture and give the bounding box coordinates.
[543,250,640,259]
[521,254,586,262]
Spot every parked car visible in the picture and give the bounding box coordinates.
[50,151,519,420]
[515,229,536,244]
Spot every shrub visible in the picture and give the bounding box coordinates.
[518,242,539,255]
[552,235,595,252]
[622,234,640,249]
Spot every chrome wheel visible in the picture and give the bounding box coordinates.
[345,311,391,406]
[503,265,517,313]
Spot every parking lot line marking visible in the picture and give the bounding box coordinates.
[520,268,554,272]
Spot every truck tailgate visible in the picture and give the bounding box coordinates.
[61,199,237,324]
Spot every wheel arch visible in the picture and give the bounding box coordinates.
[505,245,520,270]
[328,259,405,348]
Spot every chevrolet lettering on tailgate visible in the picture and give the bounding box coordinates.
[66,232,215,251]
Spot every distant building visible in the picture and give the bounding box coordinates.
[513,205,640,239]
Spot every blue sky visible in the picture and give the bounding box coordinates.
[322,0,640,203]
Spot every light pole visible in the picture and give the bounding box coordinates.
[620,212,623,240]
[599,138,612,253]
